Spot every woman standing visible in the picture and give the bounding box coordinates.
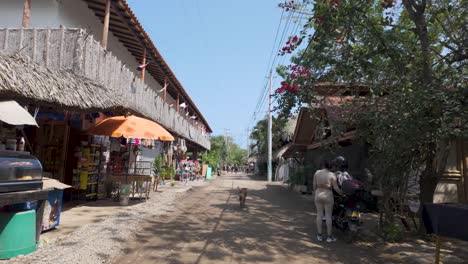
[313,160,343,242]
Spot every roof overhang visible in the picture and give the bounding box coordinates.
[292,107,324,145]
[276,143,307,159]
[83,0,212,132]
[307,131,356,150]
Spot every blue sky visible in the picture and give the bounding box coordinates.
[127,0,284,147]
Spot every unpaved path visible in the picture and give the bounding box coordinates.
[5,182,205,264]
[111,174,468,264]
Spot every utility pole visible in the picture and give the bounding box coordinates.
[267,70,273,182]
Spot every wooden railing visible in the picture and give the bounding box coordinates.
[0,28,210,149]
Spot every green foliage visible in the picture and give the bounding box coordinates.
[249,116,290,157]
[161,164,176,181]
[201,135,248,167]
[273,0,467,227]
[289,166,306,185]
[152,156,164,176]
[227,143,248,166]
[382,223,404,242]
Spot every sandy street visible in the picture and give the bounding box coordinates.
[111,174,468,264]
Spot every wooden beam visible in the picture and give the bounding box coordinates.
[108,3,179,96]
[176,94,180,112]
[163,78,167,102]
[101,0,111,49]
[22,0,31,28]
[140,48,146,80]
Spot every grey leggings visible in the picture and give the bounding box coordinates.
[315,189,334,236]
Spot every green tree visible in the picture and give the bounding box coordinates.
[202,135,248,168]
[227,143,248,166]
[249,116,291,157]
[273,0,467,227]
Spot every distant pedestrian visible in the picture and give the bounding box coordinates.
[313,159,343,243]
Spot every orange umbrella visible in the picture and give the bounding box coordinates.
[87,115,174,141]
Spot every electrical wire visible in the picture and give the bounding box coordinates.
[248,1,311,135]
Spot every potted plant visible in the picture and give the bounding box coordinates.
[168,165,176,186]
[152,156,164,191]
[133,145,142,156]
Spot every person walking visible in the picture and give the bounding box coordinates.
[313,159,343,243]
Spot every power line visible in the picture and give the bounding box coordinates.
[256,9,295,112]
[251,7,295,127]
[248,1,311,153]
[255,1,310,118]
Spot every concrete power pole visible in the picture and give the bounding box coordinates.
[267,70,273,182]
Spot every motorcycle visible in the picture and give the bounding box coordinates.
[332,179,369,243]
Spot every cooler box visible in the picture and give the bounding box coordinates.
[0,210,37,259]
[41,177,71,231]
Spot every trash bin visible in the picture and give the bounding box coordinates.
[41,189,64,231]
[206,167,212,180]
[0,210,37,259]
[119,184,131,206]
[41,177,71,232]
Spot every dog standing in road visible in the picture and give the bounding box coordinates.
[238,187,248,208]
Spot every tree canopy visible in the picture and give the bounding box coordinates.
[273,0,467,227]
[201,135,248,168]
[249,116,291,157]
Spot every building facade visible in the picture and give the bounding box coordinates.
[0,0,211,150]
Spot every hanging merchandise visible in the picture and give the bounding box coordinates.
[71,136,108,200]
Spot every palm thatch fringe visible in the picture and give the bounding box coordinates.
[0,53,127,112]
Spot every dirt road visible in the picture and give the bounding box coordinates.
[111,174,466,264]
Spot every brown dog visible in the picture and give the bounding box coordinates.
[238,187,247,208]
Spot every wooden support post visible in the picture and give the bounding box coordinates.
[176,94,180,112]
[140,48,146,80]
[435,235,441,264]
[20,129,34,155]
[163,78,167,102]
[101,0,111,49]
[22,0,31,28]
[81,113,86,130]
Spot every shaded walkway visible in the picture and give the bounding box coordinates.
[112,174,468,264]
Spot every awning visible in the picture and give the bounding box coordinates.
[0,100,38,127]
[86,115,174,141]
[292,107,323,145]
[275,144,307,160]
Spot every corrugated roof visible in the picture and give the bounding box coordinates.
[82,0,212,132]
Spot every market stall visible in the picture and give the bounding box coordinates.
[423,203,468,263]
[0,100,45,259]
[86,115,174,205]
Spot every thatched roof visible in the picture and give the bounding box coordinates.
[0,53,127,112]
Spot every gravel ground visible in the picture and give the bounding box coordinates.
[5,181,207,264]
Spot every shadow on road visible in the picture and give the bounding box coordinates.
[113,175,468,264]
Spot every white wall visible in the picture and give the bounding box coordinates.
[0,0,175,102]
